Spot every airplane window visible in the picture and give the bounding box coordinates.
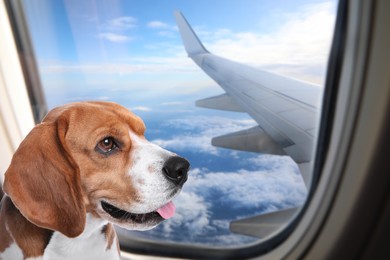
[10,0,337,254]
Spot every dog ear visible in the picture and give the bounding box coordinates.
[3,113,86,238]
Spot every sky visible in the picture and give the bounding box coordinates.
[23,0,337,114]
[22,0,337,247]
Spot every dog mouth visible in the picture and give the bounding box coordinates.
[101,201,175,224]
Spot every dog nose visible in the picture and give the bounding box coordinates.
[162,156,190,186]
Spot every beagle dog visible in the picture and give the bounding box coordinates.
[0,101,189,260]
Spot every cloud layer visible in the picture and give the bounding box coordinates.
[152,116,257,155]
[98,32,133,43]
[127,115,307,246]
[130,154,306,246]
[98,16,137,42]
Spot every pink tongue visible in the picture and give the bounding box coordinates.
[156,201,175,219]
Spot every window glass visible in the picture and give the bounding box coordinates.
[22,0,337,247]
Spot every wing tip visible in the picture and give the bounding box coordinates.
[174,11,209,56]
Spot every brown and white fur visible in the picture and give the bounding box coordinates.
[0,101,189,260]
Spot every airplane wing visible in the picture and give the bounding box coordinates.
[174,11,323,186]
[174,11,323,239]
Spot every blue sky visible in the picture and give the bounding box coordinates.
[22,0,337,246]
[24,0,331,61]
[23,0,337,113]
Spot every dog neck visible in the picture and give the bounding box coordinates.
[0,196,120,260]
[43,214,120,260]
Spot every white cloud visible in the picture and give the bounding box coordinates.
[98,32,133,43]
[193,26,233,40]
[97,96,110,100]
[148,21,169,29]
[157,31,175,37]
[147,20,177,31]
[147,20,178,38]
[131,106,152,112]
[202,1,336,84]
[151,116,256,155]
[107,16,137,30]
[154,135,220,155]
[40,55,195,74]
[183,156,305,211]
[97,16,137,43]
[161,101,184,106]
[163,192,212,236]
[62,94,110,102]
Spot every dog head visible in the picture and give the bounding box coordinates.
[3,101,189,237]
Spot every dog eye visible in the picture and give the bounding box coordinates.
[96,137,118,154]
